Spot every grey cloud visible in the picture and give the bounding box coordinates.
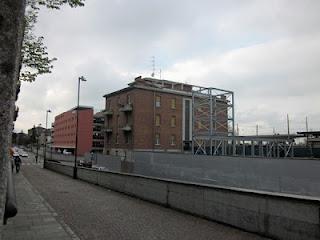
[14,1,320,133]
[74,58,127,110]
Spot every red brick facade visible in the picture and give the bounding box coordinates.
[103,77,193,155]
[53,107,93,156]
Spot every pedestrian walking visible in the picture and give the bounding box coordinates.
[9,147,14,172]
[14,155,22,173]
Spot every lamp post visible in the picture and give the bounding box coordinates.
[73,76,87,179]
[44,109,51,167]
[35,123,41,164]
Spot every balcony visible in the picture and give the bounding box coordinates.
[93,120,104,126]
[93,126,102,133]
[92,146,104,150]
[103,109,113,116]
[103,127,113,133]
[93,137,104,142]
[121,124,132,132]
[119,103,133,112]
[93,134,104,140]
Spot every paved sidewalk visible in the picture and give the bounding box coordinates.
[2,154,270,240]
[22,162,269,240]
[1,170,79,240]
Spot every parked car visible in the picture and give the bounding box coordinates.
[79,159,92,168]
[20,151,28,157]
[63,150,72,155]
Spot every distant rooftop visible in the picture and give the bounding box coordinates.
[245,134,305,140]
[297,131,320,137]
[69,106,93,111]
[54,106,94,119]
[128,76,193,89]
[104,76,193,98]
[94,111,105,118]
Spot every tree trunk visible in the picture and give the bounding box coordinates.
[0,0,26,225]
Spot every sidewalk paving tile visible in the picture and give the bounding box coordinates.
[1,171,79,240]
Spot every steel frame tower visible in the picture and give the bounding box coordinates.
[192,87,235,155]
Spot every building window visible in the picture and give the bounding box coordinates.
[170,135,176,145]
[125,134,130,144]
[171,98,176,109]
[155,114,161,126]
[155,133,160,145]
[171,116,176,127]
[116,134,119,144]
[155,96,161,107]
[117,115,120,127]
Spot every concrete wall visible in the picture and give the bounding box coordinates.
[294,146,320,158]
[93,151,320,197]
[91,153,121,171]
[45,161,73,177]
[45,161,320,240]
[31,148,84,164]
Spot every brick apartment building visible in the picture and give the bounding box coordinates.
[27,125,50,146]
[103,76,204,157]
[92,111,105,153]
[52,106,93,156]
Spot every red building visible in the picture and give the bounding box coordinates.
[103,77,229,158]
[103,77,193,157]
[52,106,93,156]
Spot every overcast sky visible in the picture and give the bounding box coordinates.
[15,0,320,135]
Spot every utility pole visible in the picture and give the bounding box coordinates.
[287,114,290,139]
[74,76,87,179]
[44,109,51,167]
[256,124,259,136]
[35,136,39,163]
[306,116,309,147]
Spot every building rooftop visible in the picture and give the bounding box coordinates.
[94,111,105,118]
[103,76,194,98]
[297,131,320,137]
[69,105,94,111]
[245,134,305,140]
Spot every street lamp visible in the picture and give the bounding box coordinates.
[35,123,41,164]
[44,109,51,167]
[73,76,87,179]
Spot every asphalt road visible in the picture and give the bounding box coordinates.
[21,155,270,240]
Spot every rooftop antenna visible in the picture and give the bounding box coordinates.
[151,56,155,77]
[159,69,162,80]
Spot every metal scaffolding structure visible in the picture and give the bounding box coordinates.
[192,86,235,155]
[194,135,295,158]
[191,87,295,158]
